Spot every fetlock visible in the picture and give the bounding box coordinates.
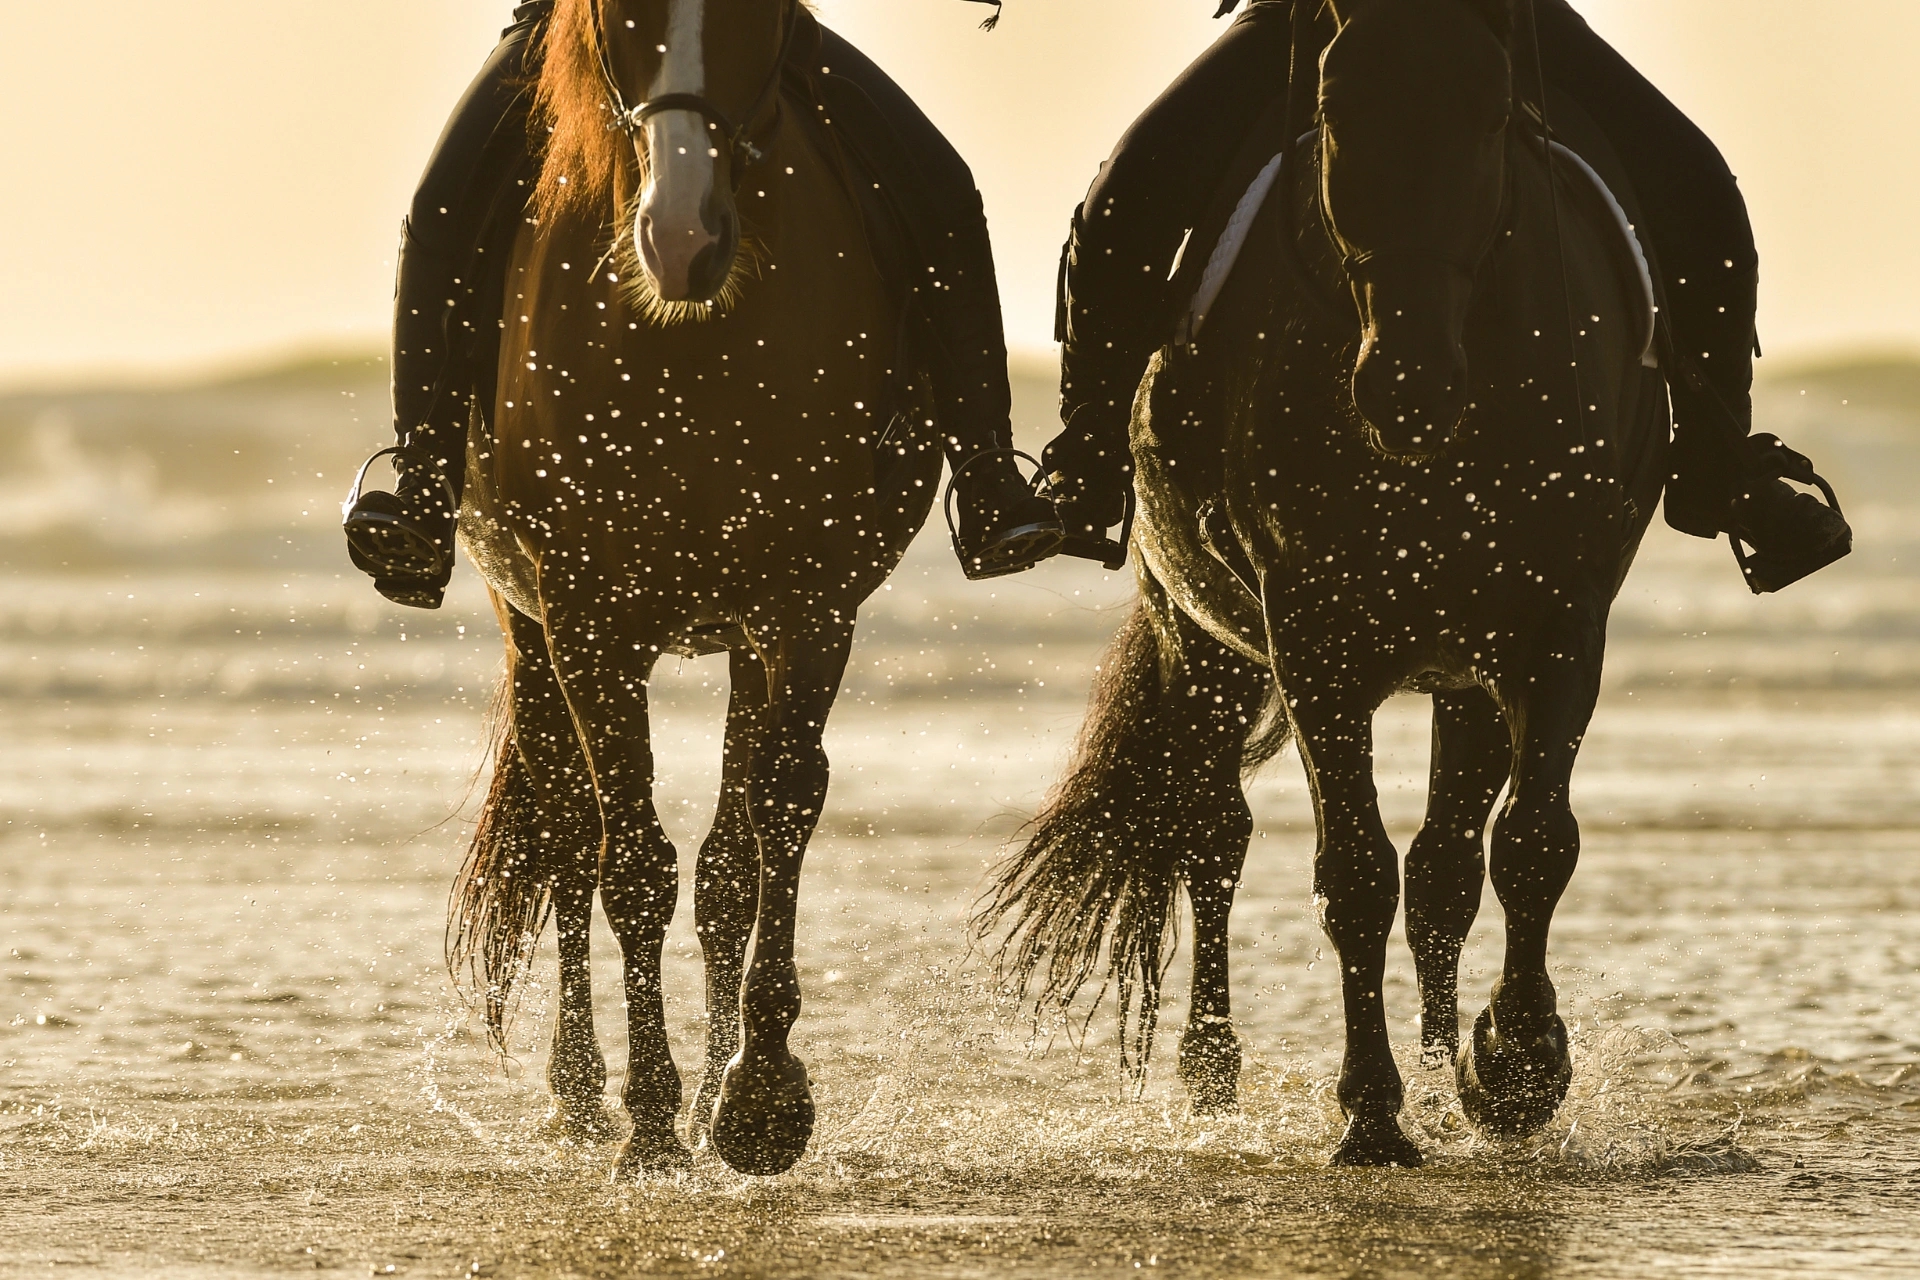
[1489,973,1558,1041]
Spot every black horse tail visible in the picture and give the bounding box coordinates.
[974,599,1284,1086]
[446,685,555,1051]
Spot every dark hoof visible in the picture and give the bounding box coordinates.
[1419,1041,1457,1072]
[543,1097,619,1142]
[1456,1005,1572,1137]
[709,1048,814,1176]
[1177,1022,1243,1115]
[1330,1113,1425,1168]
[613,1124,693,1180]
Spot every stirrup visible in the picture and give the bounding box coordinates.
[342,444,460,606]
[944,450,1065,581]
[1728,437,1851,594]
[1049,484,1135,571]
[342,443,459,524]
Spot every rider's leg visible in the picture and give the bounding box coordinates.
[816,28,1061,579]
[343,3,551,609]
[1048,1,1296,556]
[1536,0,1850,591]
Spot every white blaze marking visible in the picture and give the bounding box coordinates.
[637,0,719,297]
[651,0,706,98]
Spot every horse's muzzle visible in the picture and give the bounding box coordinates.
[638,197,739,304]
[1351,335,1469,456]
[1347,261,1474,456]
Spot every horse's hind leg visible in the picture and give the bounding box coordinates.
[501,607,611,1138]
[1457,631,1603,1137]
[709,614,857,1177]
[1405,688,1510,1068]
[687,648,772,1147]
[1166,621,1267,1114]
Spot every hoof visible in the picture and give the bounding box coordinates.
[709,1047,814,1176]
[543,1097,620,1143]
[1330,1112,1425,1168]
[1418,1041,1457,1072]
[613,1123,693,1180]
[1178,1022,1243,1115]
[1456,1005,1572,1137]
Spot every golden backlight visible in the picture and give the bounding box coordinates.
[0,2,1915,378]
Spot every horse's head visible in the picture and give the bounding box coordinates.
[1319,0,1515,455]
[588,0,791,304]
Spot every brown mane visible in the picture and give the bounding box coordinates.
[532,0,628,222]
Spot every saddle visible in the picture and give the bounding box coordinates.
[1167,94,1663,368]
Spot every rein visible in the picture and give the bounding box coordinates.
[1520,0,1591,448]
[588,0,798,183]
[1274,9,1533,341]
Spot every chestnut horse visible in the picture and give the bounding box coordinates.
[447,0,941,1178]
[979,0,1670,1165]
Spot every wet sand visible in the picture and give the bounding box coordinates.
[3,361,1919,1275]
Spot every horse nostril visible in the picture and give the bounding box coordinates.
[637,215,665,277]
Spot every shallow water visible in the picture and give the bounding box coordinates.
[4,365,1920,1275]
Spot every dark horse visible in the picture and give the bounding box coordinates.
[978,0,1670,1165]
[446,0,945,1178]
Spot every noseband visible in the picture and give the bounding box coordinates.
[589,0,798,183]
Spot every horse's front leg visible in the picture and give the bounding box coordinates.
[1458,624,1602,1137]
[1281,654,1423,1168]
[709,614,856,1177]
[688,648,772,1148]
[542,605,689,1177]
[1405,688,1511,1068]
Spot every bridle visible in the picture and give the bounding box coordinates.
[588,0,799,185]
[1317,130,1521,315]
[1272,1,1521,330]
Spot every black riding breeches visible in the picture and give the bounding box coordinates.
[390,3,550,468]
[1063,0,1762,523]
[1058,1,1293,390]
[1532,0,1759,526]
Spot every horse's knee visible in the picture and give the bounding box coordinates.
[1490,797,1579,895]
[600,831,678,952]
[749,732,829,826]
[1314,823,1401,938]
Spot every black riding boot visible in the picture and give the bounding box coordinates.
[1660,262,1851,593]
[1529,0,1849,592]
[816,29,1059,579]
[923,191,1063,579]
[343,3,549,609]
[342,231,474,609]
[1042,203,1141,569]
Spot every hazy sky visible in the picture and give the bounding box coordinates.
[2,1,1916,388]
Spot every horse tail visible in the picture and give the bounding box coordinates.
[975,594,1288,1085]
[961,606,1161,1079]
[446,683,555,1051]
